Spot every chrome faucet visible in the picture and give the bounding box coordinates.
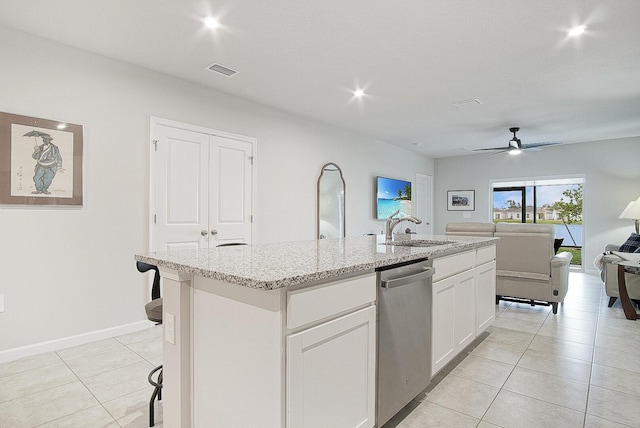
[385,210,422,243]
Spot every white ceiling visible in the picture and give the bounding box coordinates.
[1,0,639,158]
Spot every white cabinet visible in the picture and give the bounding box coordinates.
[286,273,376,428]
[431,268,475,375]
[475,260,497,332]
[454,269,476,351]
[431,246,496,376]
[287,306,376,428]
[475,245,496,333]
[431,273,456,374]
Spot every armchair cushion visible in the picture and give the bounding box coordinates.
[612,251,640,263]
[495,223,555,277]
[619,233,640,252]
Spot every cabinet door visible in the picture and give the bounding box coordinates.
[454,270,476,351]
[287,306,376,428]
[432,269,476,375]
[432,276,456,375]
[475,260,496,333]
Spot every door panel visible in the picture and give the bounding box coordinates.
[155,125,209,251]
[415,174,433,235]
[210,135,253,245]
[216,145,245,222]
[167,138,204,224]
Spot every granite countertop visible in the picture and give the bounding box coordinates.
[135,234,497,290]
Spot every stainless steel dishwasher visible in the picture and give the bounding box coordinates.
[376,258,434,427]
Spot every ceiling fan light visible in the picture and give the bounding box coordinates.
[508,146,521,155]
[568,25,587,37]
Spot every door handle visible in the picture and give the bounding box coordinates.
[201,230,208,236]
[211,229,218,235]
[381,267,435,289]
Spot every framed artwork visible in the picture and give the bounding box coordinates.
[0,112,83,206]
[447,190,475,211]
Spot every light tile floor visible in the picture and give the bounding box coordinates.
[384,272,640,428]
[2,272,639,427]
[0,326,163,427]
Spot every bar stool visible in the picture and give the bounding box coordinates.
[136,261,163,427]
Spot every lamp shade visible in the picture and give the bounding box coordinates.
[619,197,640,220]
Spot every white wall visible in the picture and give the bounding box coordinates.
[0,27,433,354]
[434,138,640,273]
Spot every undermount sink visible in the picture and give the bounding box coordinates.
[385,239,452,247]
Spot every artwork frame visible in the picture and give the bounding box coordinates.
[447,190,475,211]
[0,112,83,206]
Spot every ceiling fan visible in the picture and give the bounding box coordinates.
[474,127,562,155]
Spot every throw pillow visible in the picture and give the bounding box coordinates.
[554,238,564,254]
[619,233,640,253]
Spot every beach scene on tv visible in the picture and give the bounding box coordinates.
[377,177,412,219]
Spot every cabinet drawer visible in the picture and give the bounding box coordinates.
[287,273,376,329]
[432,250,475,282]
[476,245,496,266]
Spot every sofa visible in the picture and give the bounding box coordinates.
[446,222,573,313]
[597,238,640,307]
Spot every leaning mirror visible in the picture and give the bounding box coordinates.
[317,162,346,239]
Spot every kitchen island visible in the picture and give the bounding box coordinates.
[135,234,497,428]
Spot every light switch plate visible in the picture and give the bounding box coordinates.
[0,294,4,313]
[164,312,175,345]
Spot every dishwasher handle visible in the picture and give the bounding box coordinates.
[381,267,435,289]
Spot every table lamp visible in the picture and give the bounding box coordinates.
[619,197,640,234]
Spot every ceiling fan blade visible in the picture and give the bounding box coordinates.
[521,141,563,149]
[472,146,506,151]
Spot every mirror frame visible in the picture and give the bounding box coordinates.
[317,162,346,239]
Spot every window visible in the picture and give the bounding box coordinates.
[492,176,585,266]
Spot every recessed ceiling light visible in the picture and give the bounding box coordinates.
[204,16,220,29]
[568,25,586,37]
[353,89,365,98]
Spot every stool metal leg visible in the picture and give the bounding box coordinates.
[148,365,163,427]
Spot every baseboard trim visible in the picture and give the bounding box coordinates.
[0,320,154,364]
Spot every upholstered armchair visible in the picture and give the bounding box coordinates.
[598,244,640,307]
[446,222,573,313]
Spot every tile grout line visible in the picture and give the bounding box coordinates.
[579,288,602,428]
[476,301,548,426]
[54,350,120,427]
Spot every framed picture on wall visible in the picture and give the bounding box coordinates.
[447,190,475,211]
[0,112,83,206]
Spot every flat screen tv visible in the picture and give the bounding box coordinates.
[376,176,412,219]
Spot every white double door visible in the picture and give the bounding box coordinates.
[152,119,254,251]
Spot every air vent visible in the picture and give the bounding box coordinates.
[206,63,238,77]
[454,98,483,109]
